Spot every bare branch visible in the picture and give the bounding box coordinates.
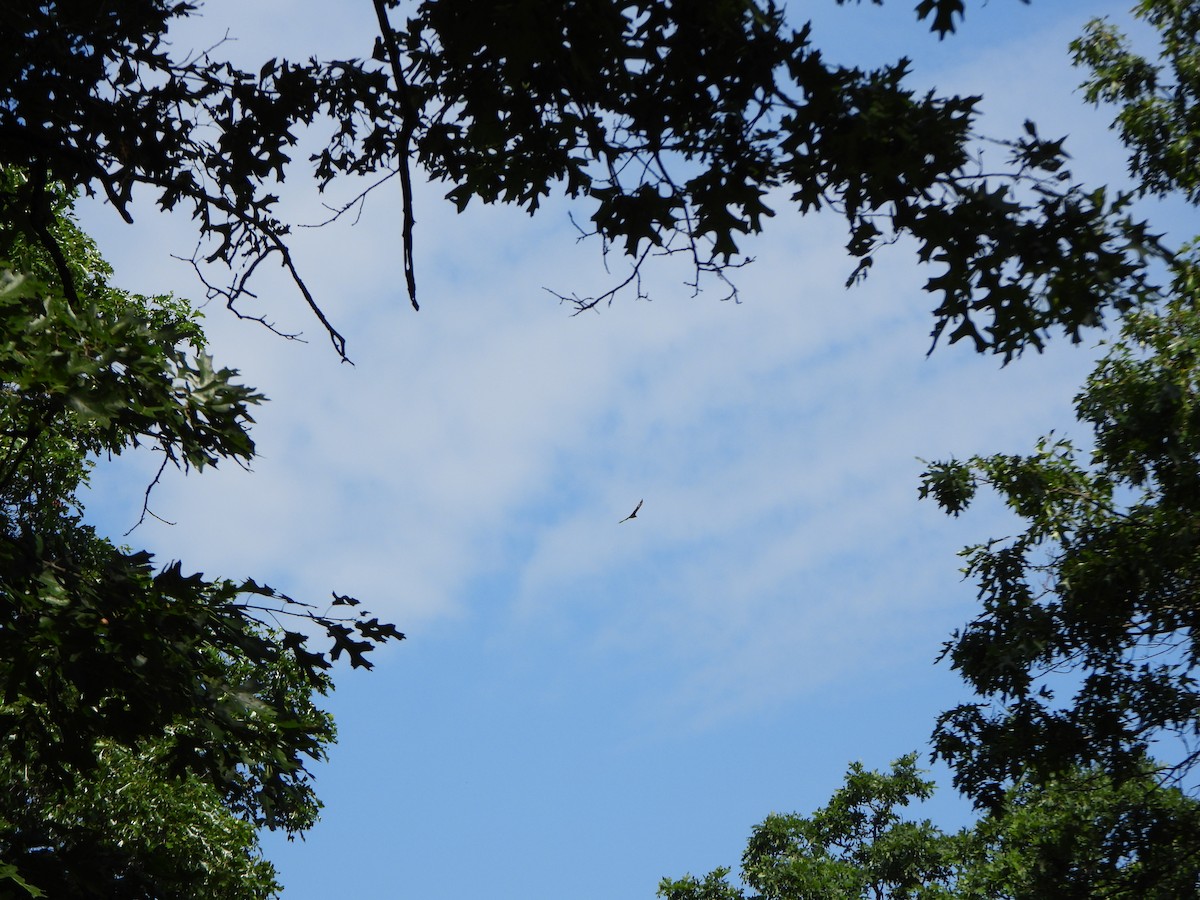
[124,453,177,536]
[371,0,420,311]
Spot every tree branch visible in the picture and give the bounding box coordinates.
[371,0,420,311]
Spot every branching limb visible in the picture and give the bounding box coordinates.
[124,453,177,535]
[299,170,398,229]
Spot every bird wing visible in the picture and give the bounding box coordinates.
[620,499,643,522]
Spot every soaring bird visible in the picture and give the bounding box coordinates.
[619,499,643,523]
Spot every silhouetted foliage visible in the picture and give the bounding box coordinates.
[0,175,403,896]
[924,0,1200,811]
[3,0,1164,361]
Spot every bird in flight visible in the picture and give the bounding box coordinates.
[619,499,643,523]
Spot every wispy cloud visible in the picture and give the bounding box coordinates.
[75,0,1133,766]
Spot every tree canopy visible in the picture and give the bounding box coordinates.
[3,0,1166,362]
[920,0,1200,810]
[0,173,403,895]
[6,0,1200,894]
[659,756,1200,900]
[658,755,961,900]
[923,293,1200,806]
[661,2,1200,895]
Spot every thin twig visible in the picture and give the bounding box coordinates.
[125,454,177,535]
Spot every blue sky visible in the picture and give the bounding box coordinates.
[75,1,1156,896]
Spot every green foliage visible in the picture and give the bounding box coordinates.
[0,181,404,893]
[1074,1,1200,202]
[960,766,1200,899]
[1,743,281,899]
[660,6,1200,894]
[3,0,1164,360]
[395,0,1160,357]
[659,755,963,900]
[660,758,1200,900]
[921,0,1200,812]
[924,294,1200,808]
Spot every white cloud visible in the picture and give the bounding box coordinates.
[64,5,1177,897]
[79,0,1131,737]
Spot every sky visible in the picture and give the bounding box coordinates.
[74,1,1161,897]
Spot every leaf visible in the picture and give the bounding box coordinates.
[0,863,46,898]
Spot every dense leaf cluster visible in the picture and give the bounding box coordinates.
[1073,0,1200,203]
[2,734,283,898]
[0,179,404,895]
[2,0,1168,361]
[918,0,1200,811]
[663,4,1200,897]
[660,756,1200,900]
[923,292,1200,808]
[388,0,1166,357]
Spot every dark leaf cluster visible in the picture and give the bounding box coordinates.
[924,294,1200,808]
[3,0,402,358]
[0,183,404,893]
[1,0,1167,362]
[921,0,1200,812]
[393,0,1161,358]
